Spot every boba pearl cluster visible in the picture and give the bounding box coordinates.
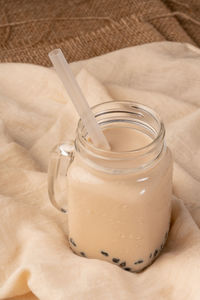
[69,229,169,273]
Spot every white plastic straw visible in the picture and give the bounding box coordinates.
[49,49,110,150]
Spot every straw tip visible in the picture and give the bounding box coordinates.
[48,48,62,58]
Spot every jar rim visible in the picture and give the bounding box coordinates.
[76,100,165,160]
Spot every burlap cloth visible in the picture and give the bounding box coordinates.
[0,41,200,299]
[0,0,200,66]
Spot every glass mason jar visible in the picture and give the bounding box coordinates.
[48,101,173,273]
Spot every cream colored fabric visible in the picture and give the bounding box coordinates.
[0,41,200,300]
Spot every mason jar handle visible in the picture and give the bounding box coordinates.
[48,141,75,213]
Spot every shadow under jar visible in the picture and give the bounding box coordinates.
[48,101,173,273]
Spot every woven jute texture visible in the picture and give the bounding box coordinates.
[0,0,200,66]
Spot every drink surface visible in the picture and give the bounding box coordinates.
[102,127,152,151]
[67,126,172,272]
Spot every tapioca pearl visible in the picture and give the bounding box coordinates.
[112,258,120,263]
[69,238,76,247]
[154,249,158,257]
[119,262,126,267]
[124,267,131,272]
[134,260,144,265]
[80,252,86,257]
[101,251,109,257]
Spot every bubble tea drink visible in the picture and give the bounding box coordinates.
[48,101,173,272]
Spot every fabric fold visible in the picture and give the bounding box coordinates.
[0,41,200,300]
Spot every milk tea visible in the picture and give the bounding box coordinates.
[67,126,172,272]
